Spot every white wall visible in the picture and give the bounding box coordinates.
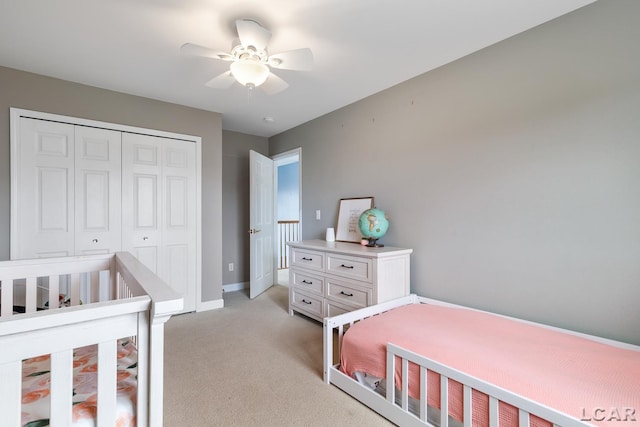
[270,0,640,344]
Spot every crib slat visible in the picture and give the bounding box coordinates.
[441,375,449,427]
[97,341,118,425]
[1,278,13,316]
[26,277,37,313]
[489,396,499,427]
[464,385,473,427]
[519,408,531,427]
[401,358,409,410]
[91,271,100,303]
[419,367,427,421]
[386,348,396,404]
[0,360,21,426]
[49,274,60,309]
[51,349,74,425]
[70,273,81,306]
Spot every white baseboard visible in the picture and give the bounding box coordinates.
[196,298,224,312]
[223,281,248,293]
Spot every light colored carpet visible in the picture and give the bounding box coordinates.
[163,285,394,426]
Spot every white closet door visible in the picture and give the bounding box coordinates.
[121,133,163,275]
[122,133,196,313]
[162,139,197,312]
[74,127,122,255]
[13,118,75,259]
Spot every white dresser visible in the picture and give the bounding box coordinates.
[287,240,412,321]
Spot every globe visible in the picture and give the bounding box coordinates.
[358,208,389,246]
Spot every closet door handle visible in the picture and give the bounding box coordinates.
[340,291,354,297]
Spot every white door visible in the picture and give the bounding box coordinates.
[121,133,163,275]
[74,126,122,255]
[249,150,275,299]
[162,138,197,312]
[122,133,197,312]
[13,119,121,259]
[13,118,75,259]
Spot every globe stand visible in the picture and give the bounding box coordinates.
[366,238,384,248]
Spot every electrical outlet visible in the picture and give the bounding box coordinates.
[228,263,234,272]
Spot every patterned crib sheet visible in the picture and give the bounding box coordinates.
[21,339,137,427]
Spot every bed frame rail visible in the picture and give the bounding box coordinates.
[387,343,590,427]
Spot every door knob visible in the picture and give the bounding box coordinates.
[248,228,262,234]
[92,239,99,243]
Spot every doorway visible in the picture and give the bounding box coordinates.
[273,148,301,286]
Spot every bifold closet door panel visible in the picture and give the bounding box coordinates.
[121,133,197,313]
[162,139,197,313]
[14,118,76,259]
[121,133,163,276]
[74,126,122,256]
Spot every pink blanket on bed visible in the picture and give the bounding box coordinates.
[340,303,640,427]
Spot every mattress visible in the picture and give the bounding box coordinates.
[339,303,640,427]
[21,339,137,427]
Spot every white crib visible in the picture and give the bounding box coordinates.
[0,252,183,426]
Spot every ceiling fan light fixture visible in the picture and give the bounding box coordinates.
[230,60,269,88]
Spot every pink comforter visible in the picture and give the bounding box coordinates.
[340,303,640,427]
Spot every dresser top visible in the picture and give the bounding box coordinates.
[287,239,412,258]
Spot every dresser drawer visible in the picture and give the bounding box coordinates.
[326,280,370,309]
[291,248,325,272]
[291,270,324,295]
[290,288,324,318]
[326,253,372,283]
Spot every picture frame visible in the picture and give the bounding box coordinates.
[335,197,374,243]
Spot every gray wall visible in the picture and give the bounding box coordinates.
[0,66,223,303]
[222,130,269,286]
[270,0,640,344]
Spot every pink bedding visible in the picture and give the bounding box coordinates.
[340,303,640,427]
[21,339,137,427]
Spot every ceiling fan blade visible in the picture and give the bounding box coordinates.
[268,48,314,71]
[236,19,272,51]
[205,71,237,89]
[181,43,233,61]
[260,72,289,95]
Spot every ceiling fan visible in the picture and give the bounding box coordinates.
[181,19,313,95]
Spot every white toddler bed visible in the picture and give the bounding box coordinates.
[0,252,183,427]
[323,294,640,427]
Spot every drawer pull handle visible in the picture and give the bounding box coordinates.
[301,299,312,305]
[301,257,313,261]
[340,264,354,269]
[340,291,354,297]
[302,280,313,285]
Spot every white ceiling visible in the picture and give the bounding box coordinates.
[0,0,596,137]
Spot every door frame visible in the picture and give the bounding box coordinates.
[10,107,204,310]
[272,148,302,273]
